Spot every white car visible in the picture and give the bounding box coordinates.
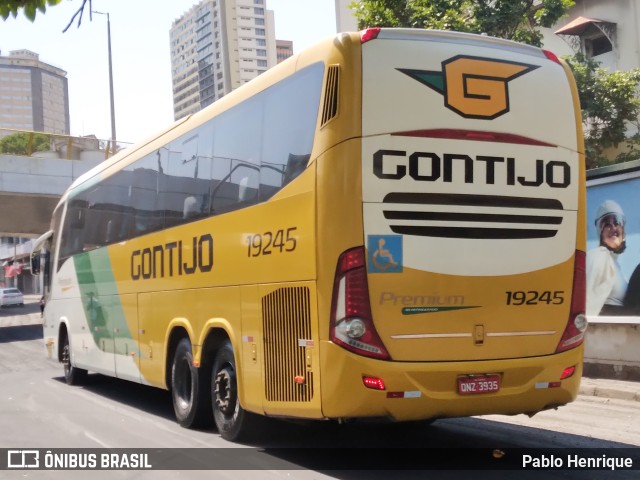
[0,288,24,307]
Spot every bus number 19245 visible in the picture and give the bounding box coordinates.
[246,227,297,257]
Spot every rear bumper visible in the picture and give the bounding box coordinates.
[319,341,583,421]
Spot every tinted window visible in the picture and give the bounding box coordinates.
[261,62,323,194]
[58,62,324,268]
[210,95,262,215]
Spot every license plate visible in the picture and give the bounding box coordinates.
[457,374,501,395]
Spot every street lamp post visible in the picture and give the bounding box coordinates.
[92,10,117,155]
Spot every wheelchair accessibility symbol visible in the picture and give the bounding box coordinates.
[368,235,403,273]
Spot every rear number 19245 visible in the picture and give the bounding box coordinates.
[505,290,565,305]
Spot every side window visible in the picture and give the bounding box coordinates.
[211,96,262,215]
[48,205,62,282]
[58,195,88,269]
[87,168,134,244]
[129,153,163,235]
[165,131,212,228]
[261,62,324,198]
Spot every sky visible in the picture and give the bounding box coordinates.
[0,0,338,146]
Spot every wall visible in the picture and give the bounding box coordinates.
[584,319,640,380]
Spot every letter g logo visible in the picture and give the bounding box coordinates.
[398,55,539,119]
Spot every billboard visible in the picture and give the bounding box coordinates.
[587,161,640,317]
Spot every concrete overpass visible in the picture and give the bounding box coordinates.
[0,153,103,237]
[0,151,104,293]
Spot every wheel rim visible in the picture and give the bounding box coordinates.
[214,365,237,419]
[62,342,71,376]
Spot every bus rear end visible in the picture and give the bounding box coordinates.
[320,29,585,422]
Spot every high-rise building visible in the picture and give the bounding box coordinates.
[0,49,70,135]
[276,39,293,63]
[170,0,277,120]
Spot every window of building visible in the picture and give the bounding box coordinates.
[584,34,613,57]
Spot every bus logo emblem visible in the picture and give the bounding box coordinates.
[368,235,403,273]
[398,55,539,119]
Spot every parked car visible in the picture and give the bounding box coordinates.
[0,288,24,307]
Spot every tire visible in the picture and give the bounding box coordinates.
[61,334,87,385]
[171,337,212,428]
[211,340,262,442]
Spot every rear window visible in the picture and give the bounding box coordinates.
[2,289,20,294]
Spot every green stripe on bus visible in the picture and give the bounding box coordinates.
[74,250,136,355]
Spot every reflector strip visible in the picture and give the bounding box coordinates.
[535,382,562,389]
[387,391,422,399]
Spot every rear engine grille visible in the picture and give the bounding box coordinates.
[262,286,314,402]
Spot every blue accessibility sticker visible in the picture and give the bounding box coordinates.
[368,235,403,273]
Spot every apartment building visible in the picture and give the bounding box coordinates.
[276,39,293,63]
[170,0,277,120]
[0,49,70,135]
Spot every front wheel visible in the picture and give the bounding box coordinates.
[61,334,87,385]
[211,340,262,442]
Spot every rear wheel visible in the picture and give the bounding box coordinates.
[171,337,211,428]
[211,340,262,442]
[61,334,87,385]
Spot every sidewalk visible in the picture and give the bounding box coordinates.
[579,376,640,402]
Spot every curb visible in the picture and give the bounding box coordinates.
[579,377,640,402]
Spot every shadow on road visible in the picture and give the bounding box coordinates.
[0,323,43,343]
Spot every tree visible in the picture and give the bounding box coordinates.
[351,0,575,47]
[351,0,640,168]
[0,132,51,155]
[566,54,640,169]
[0,0,62,21]
[0,0,91,31]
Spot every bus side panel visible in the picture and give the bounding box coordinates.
[239,285,262,413]
[48,255,117,377]
[137,287,242,389]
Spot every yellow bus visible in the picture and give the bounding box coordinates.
[32,28,586,441]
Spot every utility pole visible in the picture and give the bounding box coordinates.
[93,10,117,155]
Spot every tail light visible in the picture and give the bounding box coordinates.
[360,27,381,43]
[556,250,587,352]
[330,247,390,360]
[543,49,562,65]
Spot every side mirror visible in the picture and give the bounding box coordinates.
[30,230,53,277]
[30,252,41,276]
